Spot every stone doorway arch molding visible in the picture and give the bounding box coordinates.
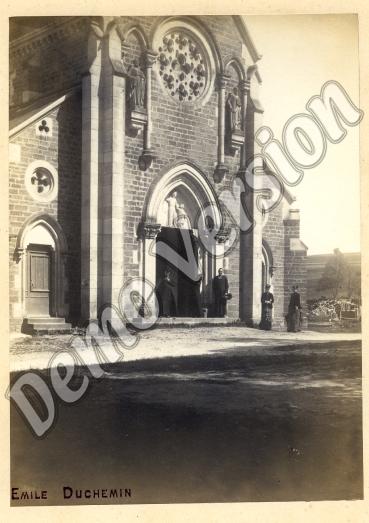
[139,162,225,310]
[15,212,68,320]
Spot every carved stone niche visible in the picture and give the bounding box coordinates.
[229,130,244,156]
[225,85,244,156]
[128,107,148,138]
[126,58,148,137]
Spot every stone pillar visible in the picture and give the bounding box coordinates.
[81,29,102,321]
[141,223,161,286]
[99,30,126,311]
[14,248,26,322]
[239,67,264,325]
[138,50,157,171]
[214,74,229,183]
[239,78,250,170]
[139,222,161,317]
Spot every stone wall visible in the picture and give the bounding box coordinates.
[284,215,308,324]
[10,17,87,108]
[262,201,286,328]
[9,16,307,329]
[9,93,82,330]
[121,16,247,319]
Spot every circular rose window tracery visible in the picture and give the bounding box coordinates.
[30,168,53,195]
[157,30,209,103]
[25,160,58,202]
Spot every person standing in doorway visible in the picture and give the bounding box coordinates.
[156,270,177,318]
[287,285,302,332]
[260,284,274,330]
[212,268,229,318]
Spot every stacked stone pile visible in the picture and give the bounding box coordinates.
[307,298,360,322]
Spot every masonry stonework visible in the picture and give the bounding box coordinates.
[9,16,307,332]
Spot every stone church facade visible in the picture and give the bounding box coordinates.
[9,16,307,333]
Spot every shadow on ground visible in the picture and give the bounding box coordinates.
[10,341,362,505]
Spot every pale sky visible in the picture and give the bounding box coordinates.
[245,14,361,255]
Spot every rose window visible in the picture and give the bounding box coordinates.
[25,162,57,202]
[29,168,54,198]
[157,31,208,102]
[30,168,53,195]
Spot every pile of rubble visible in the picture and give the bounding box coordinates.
[308,298,360,322]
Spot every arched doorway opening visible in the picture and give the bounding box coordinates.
[141,162,224,317]
[25,226,54,316]
[15,213,68,322]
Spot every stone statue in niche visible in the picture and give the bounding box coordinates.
[226,87,242,132]
[165,191,191,228]
[165,191,178,227]
[127,59,146,108]
[175,204,191,229]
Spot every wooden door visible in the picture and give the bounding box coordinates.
[26,245,51,316]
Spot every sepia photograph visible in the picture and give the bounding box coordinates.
[6,10,364,514]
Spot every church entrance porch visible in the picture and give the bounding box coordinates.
[139,162,228,321]
[138,163,233,323]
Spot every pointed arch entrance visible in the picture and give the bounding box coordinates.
[15,213,68,322]
[140,162,225,317]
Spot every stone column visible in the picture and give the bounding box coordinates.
[214,74,229,183]
[99,30,126,312]
[139,50,157,171]
[14,248,26,322]
[139,222,161,316]
[239,78,250,170]
[81,28,102,321]
[239,67,264,325]
[141,223,160,286]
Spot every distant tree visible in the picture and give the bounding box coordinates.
[346,266,361,300]
[317,248,349,299]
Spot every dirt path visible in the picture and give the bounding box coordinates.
[10,326,361,372]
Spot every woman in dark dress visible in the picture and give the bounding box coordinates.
[260,284,274,330]
[286,285,302,332]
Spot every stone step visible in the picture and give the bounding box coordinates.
[26,317,67,324]
[132,317,237,329]
[31,322,72,333]
[23,317,72,334]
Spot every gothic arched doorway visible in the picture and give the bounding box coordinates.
[141,162,224,318]
[15,213,68,323]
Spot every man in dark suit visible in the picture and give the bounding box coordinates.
[156,270,177,317]
[213,268,229,317]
